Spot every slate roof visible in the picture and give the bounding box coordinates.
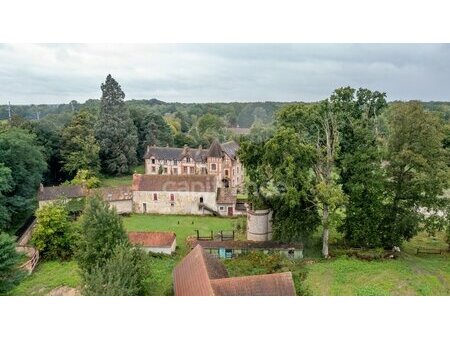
[38,185,86,201]
[216,188,236,204]
[143,146,185,160]
[143,140,240,161]
[128,231,176,248]
[91,186,132,201]
[208,139,224,158]
[221,141,239,159]
[132,174,217,192]
[173,245,296,296]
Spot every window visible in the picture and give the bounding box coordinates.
[186,157,191,163]
[183,166,188,174]
[225,169,229,177]
[164,167,168,174]
[174,160,178,165]
[153,193,158,201]
[189,167,194,174]
[232,169,235,175]
[170,194,175,201]
[288,249,295,259]
[237,167,240,174]
[151,166,156,173]
[173,168,178,174]
[219,206,225,211]
[151,158,155,164]
[200,197,204,204]
[211,163,217,171]
[143,203,147,213]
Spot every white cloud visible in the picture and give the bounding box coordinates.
[0,44,449,104]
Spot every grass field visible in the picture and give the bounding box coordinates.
[99,164,144,187]
[8,261,80,296]
[7,213,449,296]
[122,213,245,253]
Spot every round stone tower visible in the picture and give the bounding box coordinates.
[247,208,273,241]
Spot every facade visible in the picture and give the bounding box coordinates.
[173,245,296,296]
[128,231,176,254]
[91,186,133,214]
[37,184,87,208]
[132,174,219,215]
[143,139,244,190]
[188,239,303,260]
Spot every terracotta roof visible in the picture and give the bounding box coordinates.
[188,239,303,250]
[91,186,132,201]
[132,174,217,192]
[211,272,296,296]
[216,188,236,204]
[173,245,296,296]
[173,245,228,296]
[128,231,176,248]
[38,185,86,201]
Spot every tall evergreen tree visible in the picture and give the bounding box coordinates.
[0,232,25,294]
[95,75,138,175]
[76,195,128,274]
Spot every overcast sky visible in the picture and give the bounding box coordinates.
[1,44,449,104]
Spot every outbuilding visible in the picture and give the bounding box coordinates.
[128,231,176,255]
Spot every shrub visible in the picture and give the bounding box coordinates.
[32,202,77,260]
[82,243,149,296]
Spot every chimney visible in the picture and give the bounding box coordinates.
[39,183,44,192]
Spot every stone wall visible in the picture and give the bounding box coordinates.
[247,209,273,241]
[110,200,133,214]
[133,191,217,215]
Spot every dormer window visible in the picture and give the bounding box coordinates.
[186,157,191,163]
[151,158,155,164]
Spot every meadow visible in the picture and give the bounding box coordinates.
[7,213,449,296]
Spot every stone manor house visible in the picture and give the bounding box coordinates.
[143,139,244,190]
[38,139,247,217]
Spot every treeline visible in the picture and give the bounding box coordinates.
[240,87,450,254]
[1,98,284,128]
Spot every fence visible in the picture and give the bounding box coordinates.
[416,248,446,255]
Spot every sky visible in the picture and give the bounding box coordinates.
[0,44,449,104]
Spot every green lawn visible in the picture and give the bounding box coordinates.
[122,213,245,253]
[99,164,144,187]
[8,260,81,296]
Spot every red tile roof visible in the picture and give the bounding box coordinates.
[210,273,296,296]
[132,174,217,192]
[173,245,296,296]
[128,232,176,248]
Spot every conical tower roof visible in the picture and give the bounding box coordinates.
[208,139,223,158]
